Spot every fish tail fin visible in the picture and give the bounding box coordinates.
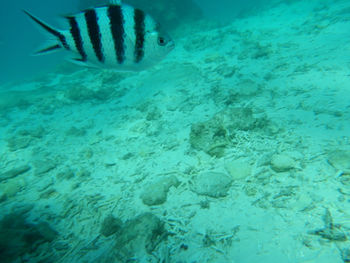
[23,9,69,54]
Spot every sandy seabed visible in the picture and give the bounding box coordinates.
[1,0,350,262]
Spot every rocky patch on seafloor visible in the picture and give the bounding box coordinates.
[0,85,68,115]
[0,89,44,112]
[115,213,167,259]
[63,84,118,102]
[59,70,129,103]
[189,107,270,157]
[6,126,46,152]
[0,210,58,263]
[98,213,168,262]
[310,210,347,242]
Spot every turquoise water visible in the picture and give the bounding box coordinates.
[1,0,350,262]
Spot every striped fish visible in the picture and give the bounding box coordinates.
[23,1,174,71]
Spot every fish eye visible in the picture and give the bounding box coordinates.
[158,37,167,46]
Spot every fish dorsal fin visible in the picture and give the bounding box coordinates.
[76,0,122,11]
[109,0,122,5]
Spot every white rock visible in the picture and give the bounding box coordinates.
[141,176,180,206]
[271,154,295,172]
[328,149,350,170]
[191,172,232,198]
[224,159,252,180]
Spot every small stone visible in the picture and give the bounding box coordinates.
[328,149,350,170]
[39,188,57,199]
[141,176,180,206]
[56,169,75,181]
[76,169,91,177]
[34,159,57,176]
[270,154,295,172]
[104,155,118,166]
[271,199,288,208]
[244,185,257,197]
[141,186,167,206]
[65,126,87,137]
[191,172,232,198]
[7,136,33,151]
[0,178,26,197]
[237,79,260,96]
[224,159,251,180]
[100,215,123,237]
[0,165,31,182]
[80,148,94,159]
[122,153,134,160]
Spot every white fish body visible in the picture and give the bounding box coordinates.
[24,2,174,71]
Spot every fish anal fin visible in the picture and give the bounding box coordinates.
[33,41,62,56]
[68,58,98,68]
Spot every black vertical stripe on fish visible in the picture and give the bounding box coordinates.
[67,16,87,61]
[108,5,125,64]
[84,9,104,62]
[134,9,145,63]
[23,10,70,50]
